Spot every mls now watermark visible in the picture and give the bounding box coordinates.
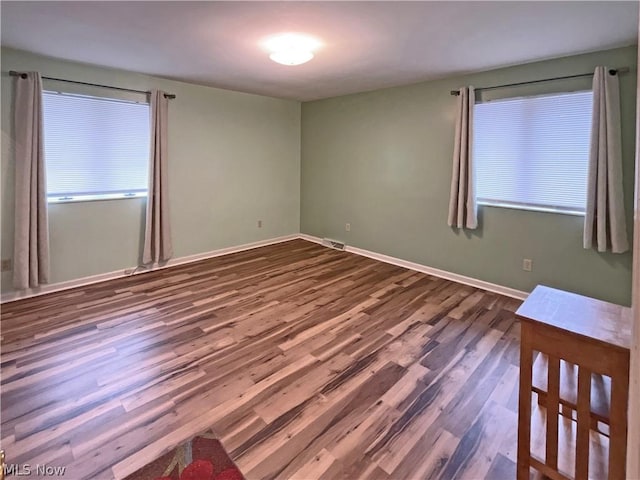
[3,464,67,476]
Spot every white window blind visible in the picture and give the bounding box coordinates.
[42,91,150,202]
[473,90,593,215]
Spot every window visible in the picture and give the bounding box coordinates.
[473,90,593,215]
[43,91,150,203]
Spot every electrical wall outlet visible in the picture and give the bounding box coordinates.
[345,223,351,232]
[258,220,262,228]
[522,259,533,272]
[1,259,11,272]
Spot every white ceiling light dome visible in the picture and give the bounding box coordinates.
[269,50,314,66]
[262,33,321,66]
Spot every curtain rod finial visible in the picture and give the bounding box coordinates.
[9,70,28,79]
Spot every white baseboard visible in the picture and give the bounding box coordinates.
[0,234,299,303]
[1,233,528,303]
[297,233,324,245]
[162,234,299,269]
[299,234,529,300]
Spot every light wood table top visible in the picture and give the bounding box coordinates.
[516,285,632,352]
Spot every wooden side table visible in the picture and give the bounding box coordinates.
[516,285,631,480]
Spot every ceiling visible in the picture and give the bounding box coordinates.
[1,1,638,101]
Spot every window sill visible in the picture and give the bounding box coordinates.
[478,200,585,217]
[47,192,148,204]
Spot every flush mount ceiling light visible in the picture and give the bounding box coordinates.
[262,33,321,66]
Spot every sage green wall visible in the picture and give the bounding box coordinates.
[2,47,635,304]
[301,46,637,305]
[1,47,301,293]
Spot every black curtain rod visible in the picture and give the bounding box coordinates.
[449,67,630,96]
[9,70,176,99]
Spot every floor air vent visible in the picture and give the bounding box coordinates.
[322,238,346,251]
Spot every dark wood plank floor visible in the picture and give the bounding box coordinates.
[1,239,523,479]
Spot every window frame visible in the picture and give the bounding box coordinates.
[42,90,151,204]
[473,89,593,217]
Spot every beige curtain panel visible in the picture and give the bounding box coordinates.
[583,66,629,253]
[13,72,50,289]
[142,89,173,264]
[448,86,478,229]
